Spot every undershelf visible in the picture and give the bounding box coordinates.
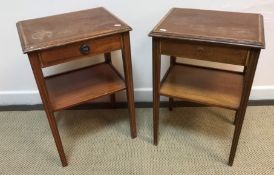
[45,63,126,111]
[160,64,243,110]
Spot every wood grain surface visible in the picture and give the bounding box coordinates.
[160,64,243,110]
[149,8,265,48]
[17,7,131,53]
[45,63,126,111]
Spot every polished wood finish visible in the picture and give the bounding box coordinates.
[104,53,116,106]
[150,8,265,166]
[28,52,67,167]
[46,63,126,111]
[161,39,249,66]
[17,7,131,53]
[152,37,161,145]
[149,8,265,48]
[160,64,243,110]
[228,48,261,165]
[168,56,176,111]
[122,32,137,138]
[17,7,136,166]
[40,34,122,67]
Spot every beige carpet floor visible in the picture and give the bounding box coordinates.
[0,106,273,174]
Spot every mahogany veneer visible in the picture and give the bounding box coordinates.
[149,8,265,166]
[17,7,136,166]
[46,63,126,111]
[160,64,243,110]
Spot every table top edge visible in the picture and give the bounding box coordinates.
[16,7,132,54]
[149,8,265,49]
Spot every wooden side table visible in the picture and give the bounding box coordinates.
[149,8,265,166]
[17,7,137,166]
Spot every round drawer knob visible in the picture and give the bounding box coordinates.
[80,44,90,55]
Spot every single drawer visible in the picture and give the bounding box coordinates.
[161,39,249,66]
[39,34,122,67]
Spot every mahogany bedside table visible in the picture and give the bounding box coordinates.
[149,8,265,166]
[17,7,137,166]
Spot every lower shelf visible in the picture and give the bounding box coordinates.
[45,63,126,111]
[160,64,243,110]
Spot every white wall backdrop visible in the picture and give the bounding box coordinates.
[0,0,274,105]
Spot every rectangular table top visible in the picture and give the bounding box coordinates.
[149,8,265,48]
[17,7,131,53]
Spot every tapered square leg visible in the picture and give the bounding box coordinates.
[121,32,137,138]
[168,56,176,111]
[229,108,246,166]
[45,111,68,167]
[233,110,238,125]
[28,53,67,167]
[153,38,161,145]
[169,98,174,111]
[104,52,116,107]
[228,49,260,166]
[110,94,116,107]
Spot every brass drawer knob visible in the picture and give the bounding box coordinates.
[80,44,90,54]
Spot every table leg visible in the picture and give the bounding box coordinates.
[121,32,137,138]
[45,111,68,167]
[168,56,176,111]
[104,53,116,107]
[233,110,238,125]
[28,53,67,167]
[228,49,260,166]
[169,98,174,111]
[153,38,161,145]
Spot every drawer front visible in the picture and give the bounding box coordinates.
[161,39,249,66]
[39,34,122,67]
